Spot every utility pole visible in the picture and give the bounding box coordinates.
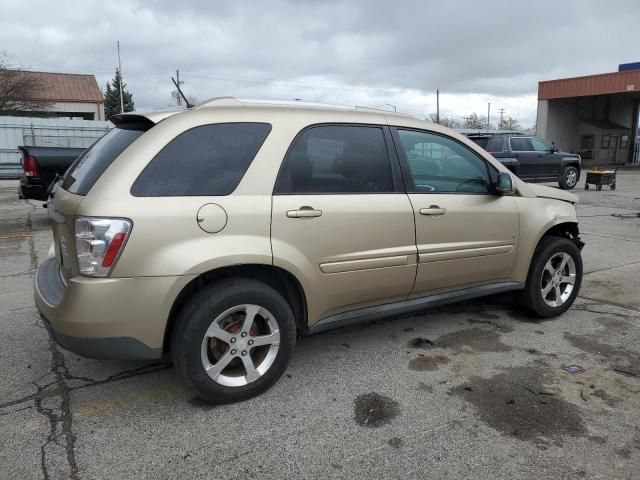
[174,69,184,106]
[487,102,491,132]
[117,41,124,114]
[436,89,440,124]
[498,108,505,129]
[386,104,397,112]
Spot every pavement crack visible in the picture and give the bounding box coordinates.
[68,363,172,392]
[576,297,640,316]
[35,324,80,480]
[25,205,39,276]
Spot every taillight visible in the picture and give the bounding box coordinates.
[74,217,132,277]
[22,155,39,177]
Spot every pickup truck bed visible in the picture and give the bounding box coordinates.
[18,146,85,201]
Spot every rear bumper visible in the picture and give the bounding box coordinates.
[34,257,192,360]
[18,178,47,201]
[40,313,162,360]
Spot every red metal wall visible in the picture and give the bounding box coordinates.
[539,70,640,100]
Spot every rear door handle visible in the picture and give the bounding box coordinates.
[419,205,446,216]
[286,207,322,218]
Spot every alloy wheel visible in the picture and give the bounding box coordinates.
[540,252,576,308]
[200,304,280,387]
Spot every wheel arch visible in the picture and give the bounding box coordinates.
[561,158,581,172]
[528,220,583,271]
[163,264,308,354]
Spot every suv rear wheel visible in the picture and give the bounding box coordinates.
[171,278,296,403]
[559,166,579,190]
[522,236,582,317]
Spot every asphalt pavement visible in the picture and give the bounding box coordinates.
[1,172,639,479]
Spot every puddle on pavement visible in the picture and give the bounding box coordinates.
[471,310,500,320]
[387,437,403,449]
[408,355,450,371]
[450,365,587,443]
[407,337,434,348]
[590,389,622,407]
[564,332,640,376]
[466,318,514,333]
[435,327,512,353]
[596,316,630,329]
[353,392,400,428]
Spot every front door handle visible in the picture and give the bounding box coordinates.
[286,207,322,218]
[419,205,446,216]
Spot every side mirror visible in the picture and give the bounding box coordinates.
[495,171,515,195]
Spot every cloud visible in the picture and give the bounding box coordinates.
[1,0,638,127]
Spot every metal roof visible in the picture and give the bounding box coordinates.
[10,70,103,103]
[539,70,640,100]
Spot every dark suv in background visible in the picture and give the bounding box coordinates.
[466,133,581,190]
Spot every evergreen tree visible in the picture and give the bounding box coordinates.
[104,68,134,119]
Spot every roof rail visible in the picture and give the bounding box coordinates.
[195,97,242,108]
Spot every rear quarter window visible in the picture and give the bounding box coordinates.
[131,123,271,197]
[62,123,148,195]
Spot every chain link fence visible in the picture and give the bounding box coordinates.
[0,117,112,178]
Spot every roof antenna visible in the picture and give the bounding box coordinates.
[171,76,193,108]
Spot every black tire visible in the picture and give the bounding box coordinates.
[521,236,582,318]
[559,166,579,190]
[171,278,296,404]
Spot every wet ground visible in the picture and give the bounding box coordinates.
[1,171,639,479]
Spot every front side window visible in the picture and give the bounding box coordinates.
[510,137,532,152]
[531,137,552,152]
[131,123,271,197]
[396,129,491,194]
[274,125,394,194]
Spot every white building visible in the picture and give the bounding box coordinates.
[8,70,105,121]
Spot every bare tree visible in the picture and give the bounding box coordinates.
[0,51,52,114]
[428,113,460,128]
[498,116,521,131]
[463,112,494,130]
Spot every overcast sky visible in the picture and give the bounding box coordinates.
[2,0,639,126]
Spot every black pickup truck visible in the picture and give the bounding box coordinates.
[18,146,85,201]
[466,133,582,190]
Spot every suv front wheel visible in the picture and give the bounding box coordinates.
[172,278,296,404]
[522,236,582,318]
[559,166,579,190]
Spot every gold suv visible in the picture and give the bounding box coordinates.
[35,98,584,403]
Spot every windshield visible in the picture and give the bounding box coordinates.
[61,123,149,195]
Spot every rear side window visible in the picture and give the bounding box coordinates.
[62,124,147,195]
[274,125,394,194]
[131,123,271,197]
[510,137,532,152]
[486,136,504,153]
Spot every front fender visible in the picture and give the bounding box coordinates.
[511,196,579,282]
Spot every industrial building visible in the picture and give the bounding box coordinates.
[536,62,640,165]
[6,70,105,121]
